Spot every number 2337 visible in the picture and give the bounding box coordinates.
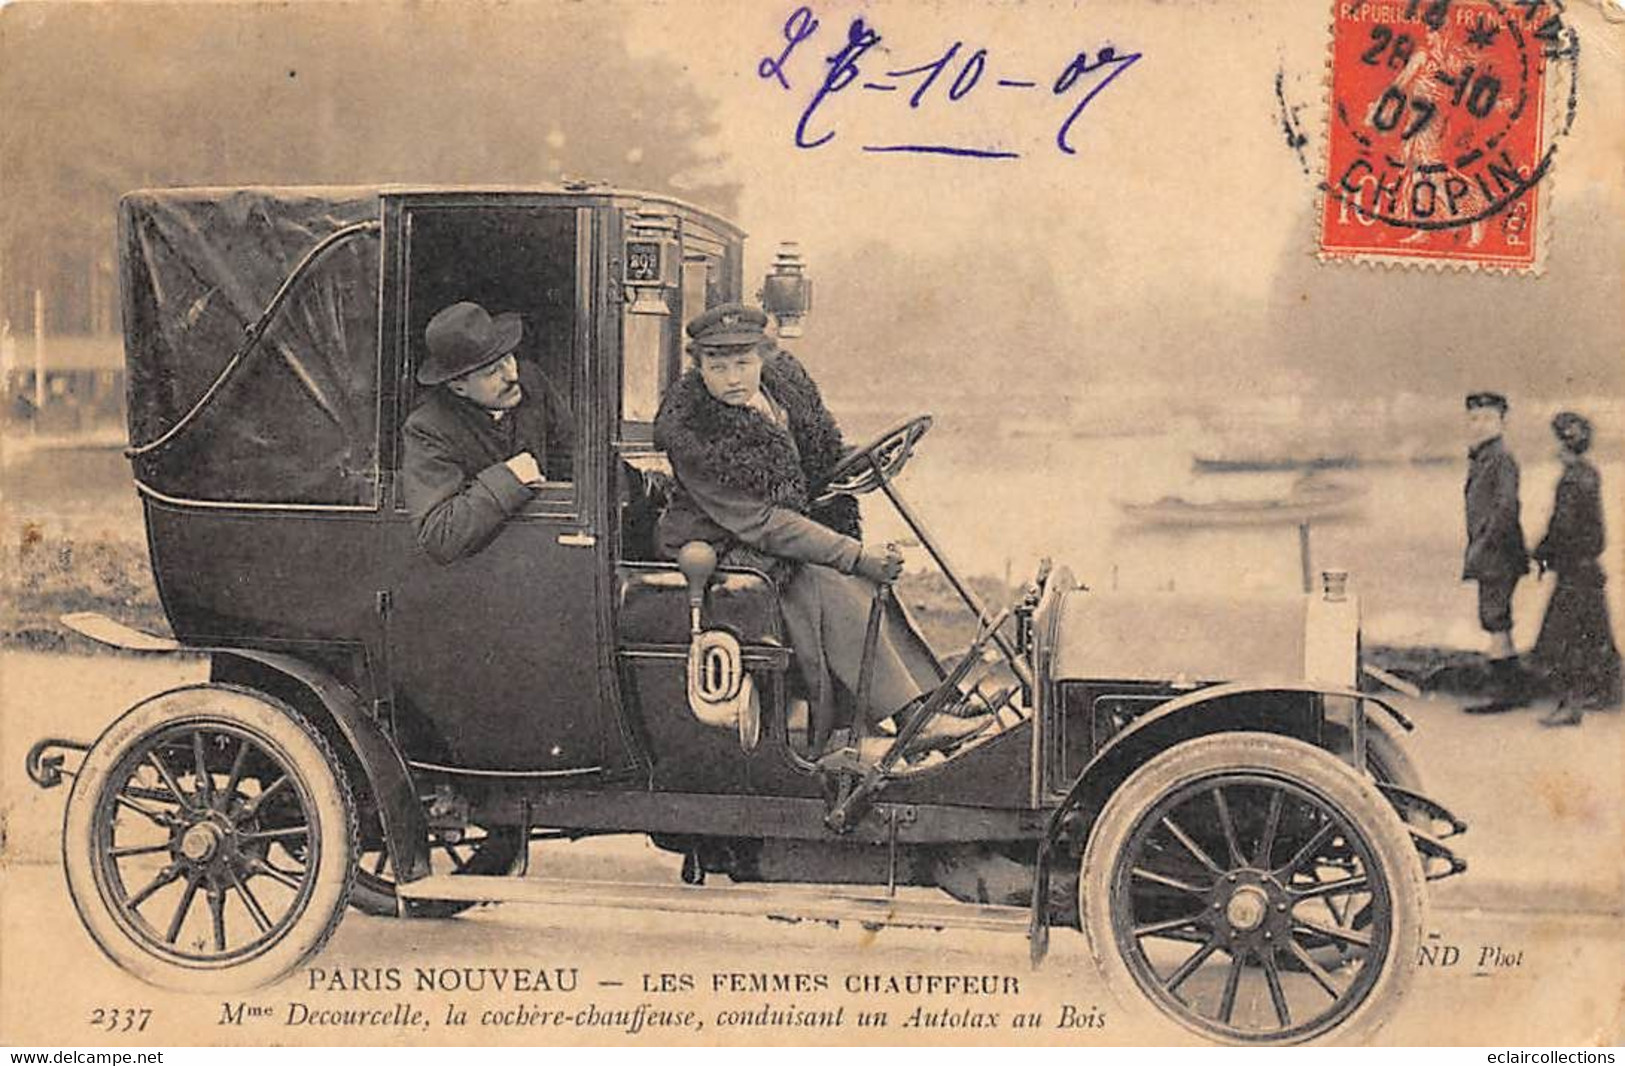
[89,1007,152,1032]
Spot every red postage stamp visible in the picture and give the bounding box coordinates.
[1319,0,1560,271]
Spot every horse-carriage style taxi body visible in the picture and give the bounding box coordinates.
[25,185,1467,1044]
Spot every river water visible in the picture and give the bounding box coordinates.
[5,433,1621,651]
[857,425,1624,652]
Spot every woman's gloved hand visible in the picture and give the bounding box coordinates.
[854,542,904,584]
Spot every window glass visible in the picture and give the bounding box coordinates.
[681,257,714,334]
[622,308,666,425]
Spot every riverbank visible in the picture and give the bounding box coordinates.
[0,528,165,649]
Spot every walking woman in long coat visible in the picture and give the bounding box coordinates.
[654,304,991,754]
[1530,412,1623,725]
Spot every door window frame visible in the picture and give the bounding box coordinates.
[384,195,597,526]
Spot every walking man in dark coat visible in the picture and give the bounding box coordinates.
[401,301,567,563]
[1462,391,1531,713]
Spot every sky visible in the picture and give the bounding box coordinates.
[622,0,1625,401]
[627,1,1309,302]
[2,0,1620,403]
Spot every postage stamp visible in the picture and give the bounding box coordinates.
[1319,0,1569,271]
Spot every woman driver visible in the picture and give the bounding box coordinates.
[653,304,991,754]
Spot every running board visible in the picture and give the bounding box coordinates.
[395,876,1031,934]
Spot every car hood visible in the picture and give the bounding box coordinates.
[1045,588,1355,686]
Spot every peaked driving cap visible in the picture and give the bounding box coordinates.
[419,301,523,385]
[686,303,768,348]
[1465,391,1509,412]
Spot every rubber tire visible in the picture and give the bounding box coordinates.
[350,847,409,917]
[63,685,357,992]
[1279,717,1426,975]
[350,827,526,919]
[1324,717,1425,797]
[1079,732,1425,1046]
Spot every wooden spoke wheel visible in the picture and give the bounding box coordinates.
[1080,733,1423,1045]
[63,686,355,991]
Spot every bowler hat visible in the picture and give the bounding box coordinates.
[418,302,524,385]
[686,303,768,349]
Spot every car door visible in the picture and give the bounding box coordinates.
[383,504,608,773]
[379,196,630,775]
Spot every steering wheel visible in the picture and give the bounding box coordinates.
[816,415,932,503]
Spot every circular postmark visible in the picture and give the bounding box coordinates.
[1319,0,1578,264]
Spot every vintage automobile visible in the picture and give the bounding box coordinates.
[26,185,1467,1045]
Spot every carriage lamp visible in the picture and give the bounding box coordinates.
[761,242,812,338]
[1321,569,1350,603]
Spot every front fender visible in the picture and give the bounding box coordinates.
[1050,681,1336,845]
[1025,679,1411,964]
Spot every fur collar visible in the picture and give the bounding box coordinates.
[654,348,848,511]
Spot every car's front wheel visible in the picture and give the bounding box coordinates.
[62,685,356,991]
[1079,732,1424,1045]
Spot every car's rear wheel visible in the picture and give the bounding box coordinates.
[1079,732,1424,1045]
[350,825,527,918]
[63,685,356,991]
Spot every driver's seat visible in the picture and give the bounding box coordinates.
[617,456,674,562]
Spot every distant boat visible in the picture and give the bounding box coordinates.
[1192,453,1360,474]
[1345,440,1457,468]
[1405,452,1456,467]
[1116,477,1368,528]
[999,415,1073,440]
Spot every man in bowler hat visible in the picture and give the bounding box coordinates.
[1462,391,1531,713]
[402,301,567,563]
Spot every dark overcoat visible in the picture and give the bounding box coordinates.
[1463,435,1528,581]
[1533,459,1605,574]
[401,360,561,563]
[654,348,861,579]
[1531,458,1622,704]
[653,348,941,733]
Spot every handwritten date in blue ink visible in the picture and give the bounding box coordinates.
[758,6,1142,159]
